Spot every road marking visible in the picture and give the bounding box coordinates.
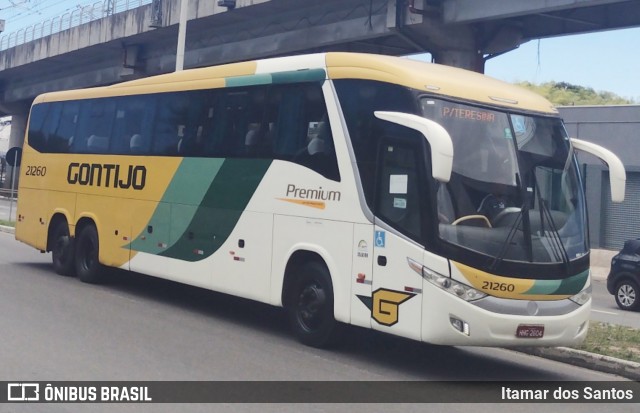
[592,309,618,315]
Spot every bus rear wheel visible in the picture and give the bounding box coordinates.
[75,224,105,284]
[287,262,340,348]
[51,222,75,276]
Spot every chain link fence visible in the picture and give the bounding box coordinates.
[0,0,153,51]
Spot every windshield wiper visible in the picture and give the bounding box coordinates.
[489,173,533,271]
[537,196,570,267]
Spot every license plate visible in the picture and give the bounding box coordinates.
[516,325,544,338]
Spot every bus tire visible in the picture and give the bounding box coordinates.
[51,222,75,276]
[287,261,340,348]
[75,224,105,284]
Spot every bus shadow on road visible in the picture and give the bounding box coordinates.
[109,267,571,381]
[26,262,571,381]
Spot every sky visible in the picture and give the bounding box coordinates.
[485,27,640,103]
[0,1,640,101]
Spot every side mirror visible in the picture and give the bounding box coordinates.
[374,111,453,183]
[571,138,626,202]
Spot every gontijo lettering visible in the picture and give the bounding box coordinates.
[67,163,146,190]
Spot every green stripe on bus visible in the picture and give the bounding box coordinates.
[159,158,272,261]
[225,69,326,88]
[524,270,589,296]
[226,74,273,88]
[554,270,589,295]
[129,158,223,255]
[522,279,562,295]
[271,69,326,84]
[160,158,223,204]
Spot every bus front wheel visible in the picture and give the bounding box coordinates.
[51,222,75,276]
[287,262,340,348]
[75,224,105,284]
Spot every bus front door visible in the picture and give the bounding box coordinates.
[371,227,424,341]
[369,139,426,341]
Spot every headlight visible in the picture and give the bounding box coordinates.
[569,285,592,306]
[408,258,487,302]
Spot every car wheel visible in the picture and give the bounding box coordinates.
[614,279,639,311]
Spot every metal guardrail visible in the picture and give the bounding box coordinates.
[0,188,17,198]
[0,0,153,51]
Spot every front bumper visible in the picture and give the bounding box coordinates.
[421,283,590,347]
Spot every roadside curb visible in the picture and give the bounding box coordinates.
[517,346,640,381]
[0,225,14,234]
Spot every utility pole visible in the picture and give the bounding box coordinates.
[106,0,115,16]
[175,0,188,71]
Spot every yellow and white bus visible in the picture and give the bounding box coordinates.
[16,52,625,347]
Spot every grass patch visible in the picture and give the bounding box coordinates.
[0,220,15,227]
[575,322,640,363]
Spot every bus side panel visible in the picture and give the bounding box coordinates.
[127,208,274,303]
[350,223,373,329]
[75,193,133,268]
[129,199,171,272]
[16,188,77,252]
[15,188,48,250]
[271,214,353,324]
[208,210,273,303]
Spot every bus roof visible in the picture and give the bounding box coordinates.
[325,53,557,115]
[33,52,557,115]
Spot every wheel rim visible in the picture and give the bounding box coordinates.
[618,284,636,307]
[296,282,326,332]
[54,235,69,263]
[80,236,97,272]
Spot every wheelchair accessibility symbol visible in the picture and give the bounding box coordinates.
[375,231,386,248]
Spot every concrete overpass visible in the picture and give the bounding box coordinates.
[1,0,639,153]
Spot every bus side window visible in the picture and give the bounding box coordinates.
[242,88,271,158]
[272,84,340,181]
[155,90,208,157]
[153,92,187,156]
[375,140,424,240]
[180,90,220,157]
[27,104,49,152]
[113,95,156,155]
[73,99,116,154]
[50,102,79,153]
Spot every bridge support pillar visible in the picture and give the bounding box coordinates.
[431,49,485,73]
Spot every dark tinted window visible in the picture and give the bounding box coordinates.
[25,82,340,180]
[73,99,116,153]
[154,91,209,156]
[334,79,417,206]
[376,141,424,240]
[53,102,80,153]
[27,104,48,152]
[26,102,79,153]
[270,84,339,180]
[112,95,156,154]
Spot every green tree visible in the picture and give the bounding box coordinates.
[516,81,635,106]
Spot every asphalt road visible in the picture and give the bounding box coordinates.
[1,232,639,412]
[0,196,16,222]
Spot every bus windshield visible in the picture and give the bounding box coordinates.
[421,98,588,266]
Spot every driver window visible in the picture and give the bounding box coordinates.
[375,141,423,240]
